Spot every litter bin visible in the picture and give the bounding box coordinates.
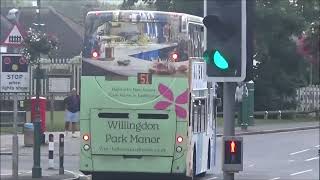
[24,123,34,147]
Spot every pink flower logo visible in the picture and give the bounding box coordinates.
[154,83,188,119]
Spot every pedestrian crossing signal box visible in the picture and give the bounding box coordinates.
[222,136,243,172]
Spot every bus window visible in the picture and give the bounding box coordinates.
[193,103,198,132]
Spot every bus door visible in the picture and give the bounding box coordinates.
[208,86,217,169]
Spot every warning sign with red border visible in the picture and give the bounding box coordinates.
[2,25,25,46]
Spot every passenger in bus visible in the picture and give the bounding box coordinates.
[64,88,80,138]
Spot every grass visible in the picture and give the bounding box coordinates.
[0,111,78,134]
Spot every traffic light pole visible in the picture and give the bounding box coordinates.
[32,0,42,178]
[223,82,237,180]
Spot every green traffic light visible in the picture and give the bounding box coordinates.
[203,50,229,70]
[213,50,229,70]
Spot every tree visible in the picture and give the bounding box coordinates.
[22,28,59,64]
[294,0,320,84]
[253,0,309,110]
[122,0,173,11]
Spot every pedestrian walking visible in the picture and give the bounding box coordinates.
[64,88,80,138]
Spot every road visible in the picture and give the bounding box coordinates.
[204,129,319,180]
[1,129,319,180]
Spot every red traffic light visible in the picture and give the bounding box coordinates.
[230,141,236,153]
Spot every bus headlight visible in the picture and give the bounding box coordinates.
[83,144,90,151]
[176,146,182,152]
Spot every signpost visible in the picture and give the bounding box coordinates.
[0,54,30,93]
[0,54,29,178]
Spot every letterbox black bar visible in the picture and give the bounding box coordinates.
[98,113,129,119]
[138,114,169,119]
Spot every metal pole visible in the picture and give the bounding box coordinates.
[12,94,18,178]
[223,82,236,180]
[59,134,64,175]
[32,0,42,177]
[32,65,42,178]
[310,63,313,85]
[50,94,54,128]
[204,0,207,50]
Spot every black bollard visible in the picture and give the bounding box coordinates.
[59,134,64,174]
[48,134,54,169]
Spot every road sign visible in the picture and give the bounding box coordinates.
[2,25,24,46]
[0,54,30,93]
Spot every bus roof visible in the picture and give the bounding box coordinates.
[87,10,203,24]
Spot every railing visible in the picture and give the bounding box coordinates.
[217,110,319,120]
[296,85,320,112]
[0,111,26,127]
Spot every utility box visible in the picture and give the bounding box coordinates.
[24,123,34,147]
[222,136,243,172]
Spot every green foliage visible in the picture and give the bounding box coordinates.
[22,28,59,64]
[254,0,311,110]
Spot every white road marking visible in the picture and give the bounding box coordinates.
[288,159,295,162]
[315,145,320,148]
[0,170,32,176]
[248,164,254,167]
[269,177,280,180]
[289,149,310,155]
[290,169,312,176]
[207,177,218,180]
[305,157,319,162]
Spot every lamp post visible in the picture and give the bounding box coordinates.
[32,0,42,178]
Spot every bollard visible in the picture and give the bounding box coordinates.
[264,111,268,120]
[48,134,54,169]
[278,110,282,120]
[59,134,64,175]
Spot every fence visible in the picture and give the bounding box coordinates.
[296,85,320,112]
[0,58,81,112]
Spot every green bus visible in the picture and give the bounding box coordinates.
[80,10,217,179]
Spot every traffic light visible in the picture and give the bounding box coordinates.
[203,0,249,82]
[223,136,243,172]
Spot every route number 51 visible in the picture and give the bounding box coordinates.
[137,73,152,84]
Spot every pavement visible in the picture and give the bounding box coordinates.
[216,120,320,136]
[0,132,80,180]
[0,120,319,180]
[1,173,78,180]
